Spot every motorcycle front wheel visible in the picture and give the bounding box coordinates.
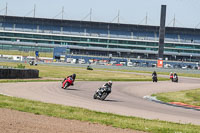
[93,93,98,99]
[64,82,69,89]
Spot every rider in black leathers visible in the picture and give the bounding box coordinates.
[173,72,178,82]
[152,71,157,82]
[97,81,112,96]
[152,71,157,77]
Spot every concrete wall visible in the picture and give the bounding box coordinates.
[0,68,39,79]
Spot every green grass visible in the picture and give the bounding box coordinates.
[0,50,53,57]
[0,79,60,83]
[0,62,168,82]
[0,94,200,133]
[103,69,200,78]
[152,88,200,106]
[1,50,200,78]
[157,72,200,78]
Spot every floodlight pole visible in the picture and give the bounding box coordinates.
[33,4,36,18]
[5,3,8,16]
[90,8,92,21]
[173,14,175,27]
[117,10,120,23]
[145,12,148,25]
[62,6,64,20]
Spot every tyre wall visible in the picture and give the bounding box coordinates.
[0,68,39,79]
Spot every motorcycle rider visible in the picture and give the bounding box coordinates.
[97,81,112,96]
[173,72,177,77]
[152,71,157,82]
[152,71,157,77]
[62,73,76,88]
[173,72,178,82]
[169,72,173,81]
[67,73,76,85]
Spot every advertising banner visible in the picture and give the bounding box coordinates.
[157,60,163,68]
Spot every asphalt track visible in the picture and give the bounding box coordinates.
[0,77,200,125]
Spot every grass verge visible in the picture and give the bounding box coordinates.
[152,88,200,106]
[0,62,169,82]
[0,50,53,57]
[0,95,200,133]
[0,79,60,83]
[101,68,200,78]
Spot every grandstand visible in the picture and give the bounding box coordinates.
[0,15,200,62]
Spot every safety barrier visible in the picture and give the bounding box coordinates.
[0,68,39,79]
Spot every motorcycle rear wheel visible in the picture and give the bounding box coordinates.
[100,92,107,100]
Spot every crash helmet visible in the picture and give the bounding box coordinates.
[72,73,76,80]
[108,81,112,86]
[174,72,177,76]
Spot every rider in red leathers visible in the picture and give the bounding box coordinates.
[169,72,173,81]
[62,74,76,88]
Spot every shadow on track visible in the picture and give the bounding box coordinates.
[103,99,123,102]
[63,88,81,91]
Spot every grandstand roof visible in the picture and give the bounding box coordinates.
[0,15,200,35]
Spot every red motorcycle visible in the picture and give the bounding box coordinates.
[170,75,173,81]
[62,77,74,89]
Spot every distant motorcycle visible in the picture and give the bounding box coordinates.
[62,77,73,89]
[172,76,178,83]
[93,87,111,100]
[152,75,157,82]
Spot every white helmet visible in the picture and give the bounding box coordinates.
[108,81,112,86]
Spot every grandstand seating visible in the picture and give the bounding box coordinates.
[179,34,200,43]
[1,21,200,44]
[88,29,108,37]
[3,23,13,31]
[23,24,37,32]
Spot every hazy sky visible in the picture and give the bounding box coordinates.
[0,0,200,28]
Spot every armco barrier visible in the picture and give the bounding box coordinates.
[0,68,39,79]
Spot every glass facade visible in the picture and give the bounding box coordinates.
[0,31,199,54]
[0,15,200,61]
